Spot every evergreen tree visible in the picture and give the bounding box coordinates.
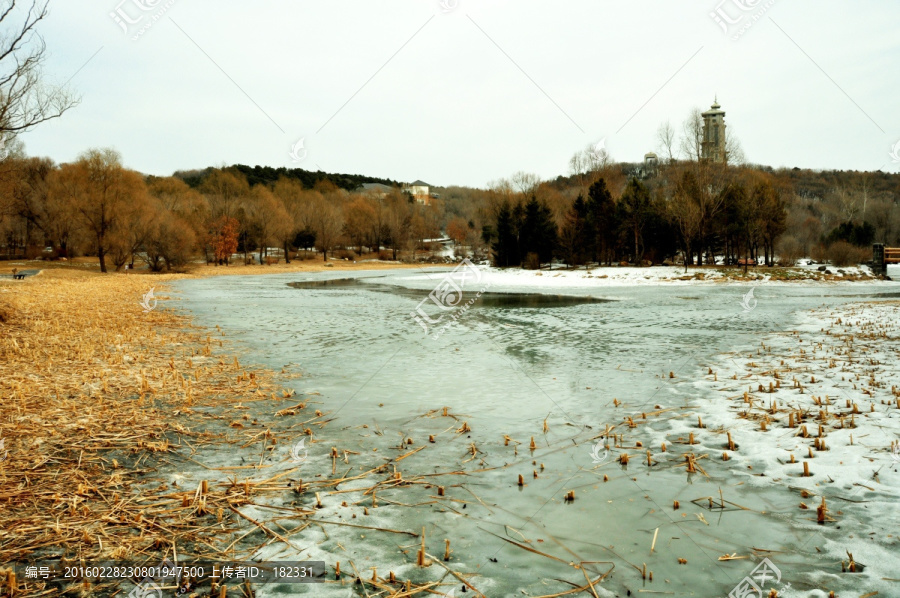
[481,224,495,247]
[587,178,617,265]
[519,196,557,267]
[559,194,589,267]
[535,200,558,264]
[491,202,518,267]
[511,201,526,263]
[619,177,651,263]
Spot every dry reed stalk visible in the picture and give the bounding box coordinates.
[0,273,291,576]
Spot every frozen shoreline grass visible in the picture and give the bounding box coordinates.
[0,270,300,596]
[675,300,900,595]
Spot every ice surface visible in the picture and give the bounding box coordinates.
[166,269,900,597]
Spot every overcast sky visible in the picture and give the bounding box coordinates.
[18,1,900,188]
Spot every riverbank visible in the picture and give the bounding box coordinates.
[0,256,436,278]
[0,258,881,286]
[460,263,878,288]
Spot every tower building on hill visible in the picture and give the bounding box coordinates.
[701,98,726,163]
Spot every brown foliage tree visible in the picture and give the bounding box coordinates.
[246,186,292,264]
[311,196,343,261]
[50,149,145,273]
[446,216,468,248]
[343,196,377,254]
[200,169,249,219]
[145,211,197,271]
[208,215,239,265]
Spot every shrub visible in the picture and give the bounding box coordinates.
[524,252,541,270]
[776,235,803,266]
[825,241,869,267]
[810,243,827,263]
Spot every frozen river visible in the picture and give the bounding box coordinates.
[172,268,900,597]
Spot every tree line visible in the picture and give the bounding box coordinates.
[0,149,445,272]
[4,103,900,272]
[462,112,899,269]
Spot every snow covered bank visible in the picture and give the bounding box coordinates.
[397,264,882,290]
[659,300,900,595]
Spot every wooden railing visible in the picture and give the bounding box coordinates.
[884,248,900,263]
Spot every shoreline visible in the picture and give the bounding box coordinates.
[0,257,885,286]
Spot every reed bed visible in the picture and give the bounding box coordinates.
[0,272,302,595]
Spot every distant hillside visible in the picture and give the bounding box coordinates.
[174,164,400,191]
[546,163,900,199]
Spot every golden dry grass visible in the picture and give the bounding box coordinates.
[0,271,292,594]
[0,256,434,277]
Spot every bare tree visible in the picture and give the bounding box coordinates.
[832,186,861,222]
[568,151,589,193]
[668,169,703,270]
[724,127,746,166]
[272,177,308,262]
[857,172,871,217]
[343,195,377,255]
[656,120,676,164]
[679,108,703,162]
[8,155,52,246]
[0,1,79,140]
[148,176,208,223]
[0,0,77,298]
[383,191,410,260]
[586,141,612,172]
[511,171,541,198]
[200,169,249,219]
[108,190,156,271]
[569,143,615,196]
[144,207,197,272]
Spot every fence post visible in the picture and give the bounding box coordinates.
[873,243,885,277]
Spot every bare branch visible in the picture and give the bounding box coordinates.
[0,0,80,138]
